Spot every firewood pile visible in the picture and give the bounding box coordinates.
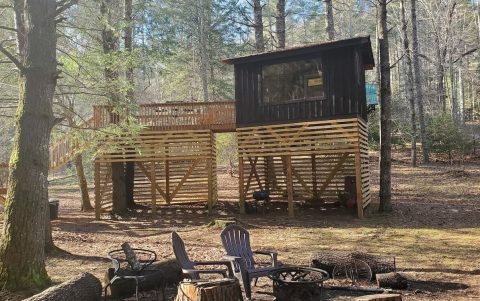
[310,251,408,290]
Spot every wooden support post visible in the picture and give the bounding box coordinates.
[264,156,270,192]
[151,161,157,214]
[311,154,318,200]
[239,156,245,214]
[94,161,101,220]
[207,158,213,214]
[354,151,364,218]
[165,160,170,204]
[285,155,294,218]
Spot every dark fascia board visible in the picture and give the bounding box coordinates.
[223,36,375,68]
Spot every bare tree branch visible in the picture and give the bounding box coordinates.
[0,43,25,72]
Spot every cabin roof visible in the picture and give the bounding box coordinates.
[223,36,375,69]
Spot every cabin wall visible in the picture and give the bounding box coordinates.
[235,46,368,127]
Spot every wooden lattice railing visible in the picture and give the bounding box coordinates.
[48,101,236,170]
[93,101,236,132]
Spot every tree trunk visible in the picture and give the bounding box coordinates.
[253,0,265,52]
[400,0,417,167]
[74,154,93,211]
[197,0,210,102]
[111,162,127,214]
[377,0,392,212]
[0,0,58,290]
[410,0,429,163]
[459,67,465,124]
[449,58,459,124]
[102,0,127,214]
[325,0,335,41]
[276,0,286,49]
[24,272,102,301]
[124,0,136,209]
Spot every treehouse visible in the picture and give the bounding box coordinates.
[225,36,374,217]
[6,36,374,219]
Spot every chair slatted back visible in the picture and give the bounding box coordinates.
[220,225,256,270]
[171,231,197,275]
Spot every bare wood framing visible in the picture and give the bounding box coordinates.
[136,161,167,199]
[285,155,294,218]
[151,160,157,214]
[317,153,350,195]
[239,157,245,214]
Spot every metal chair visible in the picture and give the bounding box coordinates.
[171,231,233,280]
[105,245,165,301]
[220,224,279,300]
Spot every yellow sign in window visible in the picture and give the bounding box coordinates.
[307,77,322,86]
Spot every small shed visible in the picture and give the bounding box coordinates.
[224,37,374,217]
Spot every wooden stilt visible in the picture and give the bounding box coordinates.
[165,160,170,204]
[151,161,157,214]
[354,151,364,218]
[94,161,101,220]
[239,157,245,214]
[311,154,318,200]
[285,155,294,218]
[207,157,213,214]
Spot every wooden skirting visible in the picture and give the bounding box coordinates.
[94,129,217,219]
[237,118,370,217]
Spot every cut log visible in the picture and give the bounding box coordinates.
[355,293,402,301]
[24,272,101,301]
[351,252,396,277]
[175,279,242,301]
[310,251,352,275]
[104,259,181,298]
[376,272,408,290]
[310,251,396,278]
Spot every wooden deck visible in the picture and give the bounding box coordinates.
[93,101,236,132]
[48,101,236,170]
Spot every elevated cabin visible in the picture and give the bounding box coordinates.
[224,36,374,127]
[224,37,374,217]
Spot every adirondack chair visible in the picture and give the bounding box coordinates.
[220,224,278,300]
[171,231,233,280]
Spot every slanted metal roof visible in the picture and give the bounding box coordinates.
[223,36,374,70]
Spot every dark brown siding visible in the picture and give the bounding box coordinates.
[235,45,368,127]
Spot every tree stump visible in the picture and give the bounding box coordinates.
[376,272,408,289]
[24,272,101,301]
[175,279,242,301]
[355,293,402,301]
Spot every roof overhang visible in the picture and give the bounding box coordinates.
[223,36,375,70]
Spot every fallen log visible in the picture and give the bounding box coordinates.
[310,251,352,275]
[376,272,408,290]
[351,252,396,277]
[175,279,242,301]
[310,251,396,278]
[24,272,101,301]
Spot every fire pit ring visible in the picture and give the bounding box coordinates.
[268,266,329,301]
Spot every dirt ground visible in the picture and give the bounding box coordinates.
[1,150,480,300]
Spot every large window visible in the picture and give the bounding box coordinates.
[261,58,325,104]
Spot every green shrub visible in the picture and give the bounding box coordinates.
[427,114,474,161]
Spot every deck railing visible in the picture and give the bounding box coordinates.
[49,117,95,170]
[93,101,236,132]
[48,101,236,169]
